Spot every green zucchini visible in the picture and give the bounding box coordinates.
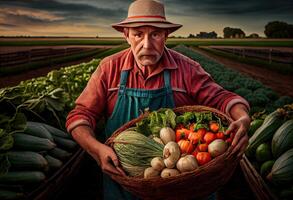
[41,123,71,139]
[24,121,54,141]
[0,189,24,200]
[272,119,293,158]
[0,171,46,184]
[246,109,287,158]
[7,151,49,172]
[260,160,275,177]
[48,147,72,161]
[248,119,264,137]
[267,148,293,184]
[53,136,77,151]
[44,155,63,170]
[13,133,56,152]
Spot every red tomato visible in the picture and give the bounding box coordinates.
[178,139,195,154]
[188,131,204,144]
[175,128,190,142]
[196,152,212,166]
[203,132,217,144]
[197,128,207,136]
[216,132,225,140]
[209,121,219,133]
[197,143,208,152]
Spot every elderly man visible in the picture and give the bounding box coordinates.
[66,0,251,199]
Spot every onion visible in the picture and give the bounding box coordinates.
[208,139,228,157]
[163,141,181,169]
[161,168,180,178]
[144,167,160,179]
[160,127,175,145]
[176,155,198,172]
[151,157,165,171]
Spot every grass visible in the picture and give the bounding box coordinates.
[0,49,106,76]
[198,46,293,74]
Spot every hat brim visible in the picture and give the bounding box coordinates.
[112,20,182,34]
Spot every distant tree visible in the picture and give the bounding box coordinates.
[264,21,293,38]
[223,27,245,38]
[247,33,259,38]
[195,31,217,38]
[188,34,196,38]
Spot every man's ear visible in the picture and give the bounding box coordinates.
[123,28,131,45]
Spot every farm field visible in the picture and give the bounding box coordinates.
[1,37,293,47]
[1,44,292,200]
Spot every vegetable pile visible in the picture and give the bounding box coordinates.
[112,108,233,178]
[245,104,293,199]
[0,59,100,199]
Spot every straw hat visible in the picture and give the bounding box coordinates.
[112,0,182,33]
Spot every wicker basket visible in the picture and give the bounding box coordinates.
[240,155,278,200]
[106,105,241,200]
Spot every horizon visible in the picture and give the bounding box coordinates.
[0,0,292,37]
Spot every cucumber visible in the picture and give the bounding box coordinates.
[0,171,46,184]
[7,151,49,172]
[272,119,293,158]
[44,155,63,170]
[246,109,287,158]
[41,123,71,139]
[260,160,275,178]
[0,189,24,200]
[24,121,54,141]
[53,136,77,151]
[13,133,56,152]
[48,147,72,161]
[267,148,293,184]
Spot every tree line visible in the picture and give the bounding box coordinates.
[184,21,293,39]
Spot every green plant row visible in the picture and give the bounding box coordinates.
[173,45,293,115]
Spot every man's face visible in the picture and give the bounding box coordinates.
[125,26,167,67]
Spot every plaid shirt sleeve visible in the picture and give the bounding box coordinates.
[65,62,107,133]
[187,60,250,116]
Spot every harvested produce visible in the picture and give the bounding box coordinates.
[176,155,198,172]
[160,168,180,178]
[208,139,228,158]
[163,141,181,169]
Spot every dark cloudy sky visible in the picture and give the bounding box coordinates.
[0,0,292,37]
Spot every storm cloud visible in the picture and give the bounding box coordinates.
[0,0,292,37]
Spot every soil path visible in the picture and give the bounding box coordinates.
[192,47,293,97]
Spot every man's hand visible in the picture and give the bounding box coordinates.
[88,142,126,176]
[226,116,251,157]
[226,103,251,158]
[71,125,126,176]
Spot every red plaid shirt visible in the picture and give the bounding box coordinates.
[66,47,249,132]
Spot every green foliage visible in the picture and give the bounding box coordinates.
[173,45,293,115]
[264,21,293,38]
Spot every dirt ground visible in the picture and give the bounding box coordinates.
[192,47,293,97]
[1,47,293,98]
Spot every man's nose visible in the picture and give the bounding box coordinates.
[142,35,152,49]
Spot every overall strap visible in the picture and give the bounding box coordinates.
[163,70,172,92]
[119,70,129,94]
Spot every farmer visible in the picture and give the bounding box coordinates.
[66,0,251,199]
